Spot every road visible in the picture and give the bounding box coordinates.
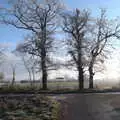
[58,94,120,120]
[0,93,120,120]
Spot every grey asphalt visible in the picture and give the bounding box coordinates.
[59,94,120,120]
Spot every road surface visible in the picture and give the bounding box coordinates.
[58,94,120,120]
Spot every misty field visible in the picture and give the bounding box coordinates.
[1,80,118,91]
[7,81,80,90]
[12,81,89,90]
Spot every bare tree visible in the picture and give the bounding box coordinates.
[14,47,40,86]
[0,72,4,81]
[62,9,90,90]
[11,63,16,86]
[88,9,120,89]
[1,0,62,90]
[0,44,6,66]
[22,55,33,86]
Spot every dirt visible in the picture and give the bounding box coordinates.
[57,94,120,120]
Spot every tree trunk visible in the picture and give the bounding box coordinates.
[32,69,35,83]
[41,25,47,90]
[41,57,47,90]
[78,67,84,90]
[89,67,94,89]
[31,67,35,87]
[89,57,95,89]
[41,37,48,90]
[28,70,32,87]
[77,47,84,90]
[11,68,15,86]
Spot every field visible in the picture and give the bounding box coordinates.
[1,80,119,91]
[16,81,89,90]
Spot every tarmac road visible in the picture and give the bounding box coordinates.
[59,94,120,120]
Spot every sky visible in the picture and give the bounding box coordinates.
[64,0,120,18]
[1,0,120,48]
[0,0,120,84]
[1,0,120,46]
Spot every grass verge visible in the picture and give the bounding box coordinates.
[51,99,60,120]
[0,95,60,120]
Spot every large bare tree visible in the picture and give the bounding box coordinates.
[0,0,62,90]
[88,9,120,89]
[62,9,90,90]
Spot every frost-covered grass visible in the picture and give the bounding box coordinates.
[0,95,59,120]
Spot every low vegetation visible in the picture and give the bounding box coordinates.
[0,95,60,120]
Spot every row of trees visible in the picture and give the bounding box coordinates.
[0,0,120,90]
